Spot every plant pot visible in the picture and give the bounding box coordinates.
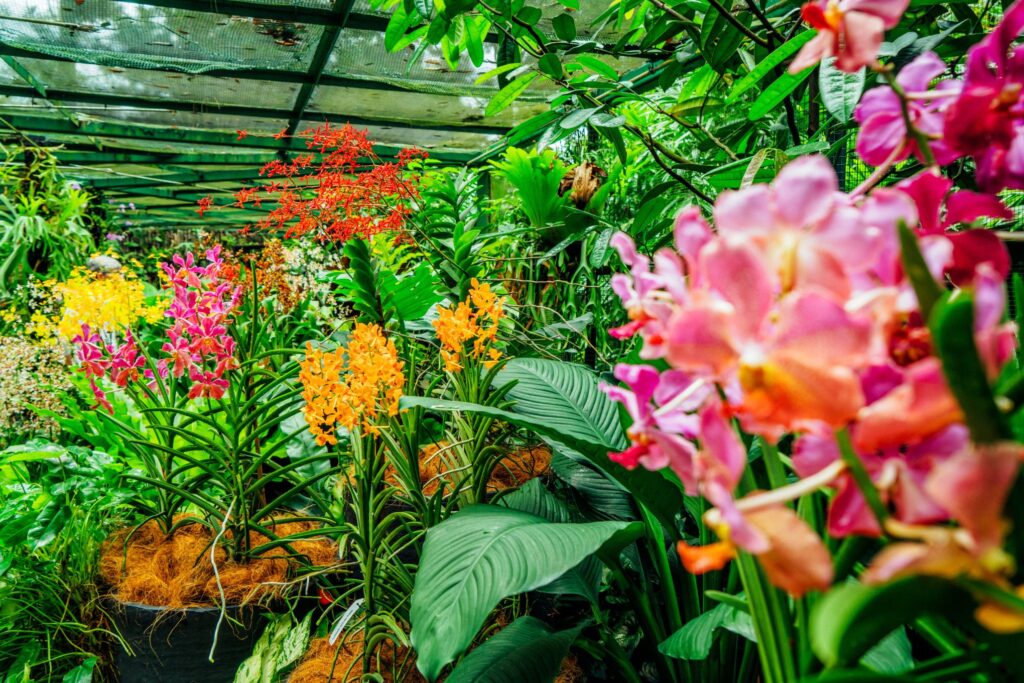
[108,600,267,683]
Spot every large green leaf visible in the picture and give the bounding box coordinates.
[445,617,581,683]
[409,505,630,680]
[495,358,626,452]
[728,30,816,102]
[749,67,814,120]
[819,58,865,123]
[550,450,636,520]
[486,72,539,117]
[501,479,601,603]
[659,602,755,660]
[860,627,913,674]
[810,577,971,668]
[402,366,683,527]
[494,358,683,526]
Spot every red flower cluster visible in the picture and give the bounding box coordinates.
[198,123,428,243]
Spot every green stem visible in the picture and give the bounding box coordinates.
[835,428,888,529]
[759,437,788,490]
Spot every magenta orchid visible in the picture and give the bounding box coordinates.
[944,0,1024,191]
[854,52,960,166]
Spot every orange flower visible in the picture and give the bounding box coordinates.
[433,279,506,372]
[299,323,405,444]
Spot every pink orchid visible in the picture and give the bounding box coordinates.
[790,0,911,73]
[160,332,194,378]
[108,330,145,387]
[926,441,1023,553]
[855,357,963,453]
[665,244,873,437]
[72,324,110,379]
[600,364,703,480]
[794,423,966,536]
[854,52,960,167]
[88,377,113,415]
[188,368,229,400]
[713,155,881,301]
[944,0,1024,192]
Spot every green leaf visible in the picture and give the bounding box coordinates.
[401,392,682,527]
[802,673,917,683]
[500,478,571,523]
[595,124,628,164]
[749,67,814,120]
[810,577,972,668]
[659,602,755,660]
[538,53,564,78]
[445,617,581,683]
[560,107,599,129]
[384,3,421,52]
[819,57,865,123]
[378,261,443,322]
[552,13,577,41]
[897,222,942,321]
[495,358,626,452]
[860,627,913,674]
[573,55,620,81]
[494,358,684,527]
[61,659,96,683]
[550,450,636,520]
[409,505,630,680]
[931,292,1011,443]
[728,30,816,102]
[501,479,603,603]
[476,62,523,85]
[517,6,542,25]
[700,1,749,72]
[234,613,311,683]
[486,72,539,117]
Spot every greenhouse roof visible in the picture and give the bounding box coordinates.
[0,0,648,228]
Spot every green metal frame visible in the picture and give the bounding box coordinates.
[0,84,509,136]
[0,114,477,162]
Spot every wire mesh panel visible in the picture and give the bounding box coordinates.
[0,58,303,109]
[0,1,321,73]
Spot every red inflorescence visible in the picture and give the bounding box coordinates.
[205,123,427,243]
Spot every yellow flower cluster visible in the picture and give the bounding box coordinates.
[433,279,505,372]
[50,266,164,340]
[299,323,405,445]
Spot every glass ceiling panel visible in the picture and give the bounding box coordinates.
[0,58,303,110]
[308,85,546,128]
[0,0,321,73]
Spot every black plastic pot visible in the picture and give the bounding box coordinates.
[108,600,267,683]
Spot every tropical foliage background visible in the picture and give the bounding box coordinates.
[2,0,1024,682]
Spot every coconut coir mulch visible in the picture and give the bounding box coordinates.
[392,443,552,497]
[287,636,583,682]
[99,518,338,608]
